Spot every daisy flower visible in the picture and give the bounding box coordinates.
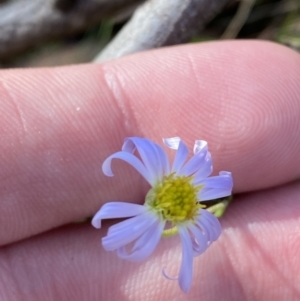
[92,137,233,292]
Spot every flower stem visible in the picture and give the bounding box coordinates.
[162,226,179,237]
[207,195,232,218]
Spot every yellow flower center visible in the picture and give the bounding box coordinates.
[145,173,204,235]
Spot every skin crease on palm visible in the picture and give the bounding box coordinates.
[0,40,300,301]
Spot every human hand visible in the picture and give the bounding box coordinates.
[0,40,300,300]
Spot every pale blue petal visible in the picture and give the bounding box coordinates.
[180,140,212,176]
[122,137,168,182]
[193,140,208,154]
[192,152,213,182]
[163,137,192,174]
[178,226,194,293]
[155,143,170,176]
[188,223,209,256]
[102,151,153,185]
[198,171,233,201]
[107,211,152,236]
[200,188,231,201]
[116,220,165,261]
[196,209,222,242]
[173,140,189,173]
[199,171,233,188]
[103,212,157,251]
[91,202,146,229]
[162,268,178,280]
[163,137,181,149]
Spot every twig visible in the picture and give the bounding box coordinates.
[221,0,256,39]
[0,0,144,58]
[94,0,231,62]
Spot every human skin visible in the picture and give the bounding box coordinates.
[0,40,300,300]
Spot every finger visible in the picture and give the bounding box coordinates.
[0,41,300,245]
[1,181,300,300]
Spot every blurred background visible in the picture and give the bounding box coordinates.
[0,0,299,68]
